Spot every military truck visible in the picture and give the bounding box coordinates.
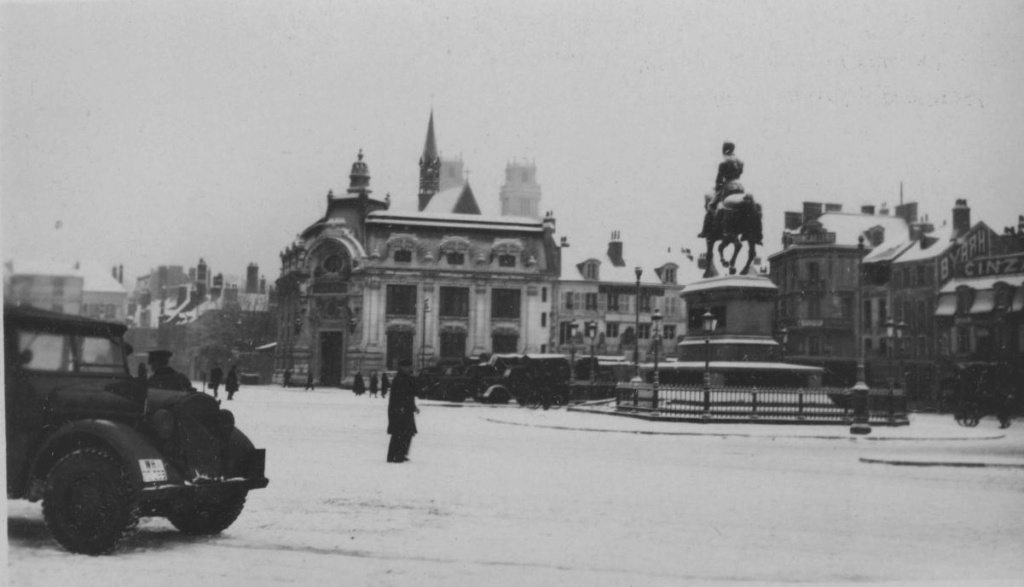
[5,304,269,554]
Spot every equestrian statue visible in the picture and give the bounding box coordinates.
[697,141,764,278]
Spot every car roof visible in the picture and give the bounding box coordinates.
[4,303,128,337]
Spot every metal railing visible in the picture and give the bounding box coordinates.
[613,383,908,425]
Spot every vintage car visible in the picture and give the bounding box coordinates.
[473,353,573,405]
[4,304,269,554]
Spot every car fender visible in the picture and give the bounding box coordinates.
[29,419,172,497]
[482,385,509,402]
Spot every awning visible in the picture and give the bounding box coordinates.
[1013,288,1024,313]
[969,290,995,314]
[934,293,957,317]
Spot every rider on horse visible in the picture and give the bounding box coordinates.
[699,142,745,239]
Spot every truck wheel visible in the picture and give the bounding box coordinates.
[42,448,140,555]
[167,490,248,535]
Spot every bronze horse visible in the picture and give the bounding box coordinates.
[701,191,764,278]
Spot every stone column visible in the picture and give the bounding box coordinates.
[472,282,490,355]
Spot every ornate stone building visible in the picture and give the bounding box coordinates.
[274,118,561,387]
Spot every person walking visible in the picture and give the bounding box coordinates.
[225,365,240,400]
[353,371,366,396]
[283,368,292,388]
[386,359,419,463]
[369,371,379,398]
[380,371,390,399]
[209,364,224,398]
[304,370,316,391]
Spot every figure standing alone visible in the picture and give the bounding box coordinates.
[386,360,419,463]
[380,372,390,398]
[209,364,224,398]
[225,365,240,400]
[369,371,379,398]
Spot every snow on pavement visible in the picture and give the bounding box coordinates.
[7,385,1024,586]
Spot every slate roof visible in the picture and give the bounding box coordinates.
[559,232,705,286]
[7,259,127,293]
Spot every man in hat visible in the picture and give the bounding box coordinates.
[147,350,194,392]
[386,359,420,463]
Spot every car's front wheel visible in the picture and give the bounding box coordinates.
[42,448,140,555]
[167,490,248,535]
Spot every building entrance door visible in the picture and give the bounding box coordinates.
[320,331,344,387]
[386,331,414,370]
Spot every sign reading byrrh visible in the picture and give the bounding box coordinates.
[939,225,993,282]
[956,252,1024,279]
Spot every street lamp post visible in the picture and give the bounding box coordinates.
[568,319,579,388]
[420,295,431,372]
[702,309,718,414]
[896,320,906,390]
[885,317,896,392]
[585,320,598,395]
[851,235,871,435]
[780,327,789,362]
[651,308,663,411]
[633,267,642,382]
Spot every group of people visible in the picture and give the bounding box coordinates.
[138,350,239,400]
[351,370,390,398]
[207,363,240,400]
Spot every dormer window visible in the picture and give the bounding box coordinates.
[447,252,465,266]
[584,262,598,280]
[663,268,676,284]
[498,254,516,268]
[394,250,412,263]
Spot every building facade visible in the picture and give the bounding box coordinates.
[553,231,699,362]
[274,118,561,387]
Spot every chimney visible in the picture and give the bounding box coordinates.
[259,276,267,294]
[784,211,802,230]
[861,205,875,215]
[158,266,168,299]
[879,203,890,216]
[177,284,188,306]
[607,231,625,267]
[802,202,823,223]
[246,263,259,294]
[118,264,124,284]
[112,266,119,281]
[952,199,971,236]
[895,202,918,224]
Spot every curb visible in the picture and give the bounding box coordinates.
[482,417,1007,442]
[859,457,1024,469]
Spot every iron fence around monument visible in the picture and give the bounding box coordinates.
[613,383,909,425]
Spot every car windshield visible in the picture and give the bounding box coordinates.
[17,330,127,375]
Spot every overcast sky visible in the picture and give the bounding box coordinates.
[3,0,1023,285]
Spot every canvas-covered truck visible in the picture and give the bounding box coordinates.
[4,304,268,554]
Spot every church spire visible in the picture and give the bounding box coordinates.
[418,110,441,211]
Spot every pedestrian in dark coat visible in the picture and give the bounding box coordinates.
[387,360,419,463]
[209,364,224,398]
[283,368,292,388]
[369,371,379,398]
[305,371,315,391]
[380,372,390,398]
[353,371,366,396]
[225,365,240,400]
[146,350,194,392]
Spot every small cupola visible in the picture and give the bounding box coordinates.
[347,149,372,195]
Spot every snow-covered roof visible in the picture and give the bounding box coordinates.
[422,186,469,214]
[7,259,126,293]
[814,212,910,248]
[367,210,543,232]
[893,223,957,263]
[558,233,704,286]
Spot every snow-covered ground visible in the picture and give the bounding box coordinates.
[7,385,1024,586]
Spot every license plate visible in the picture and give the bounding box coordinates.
[139,459,168,483]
